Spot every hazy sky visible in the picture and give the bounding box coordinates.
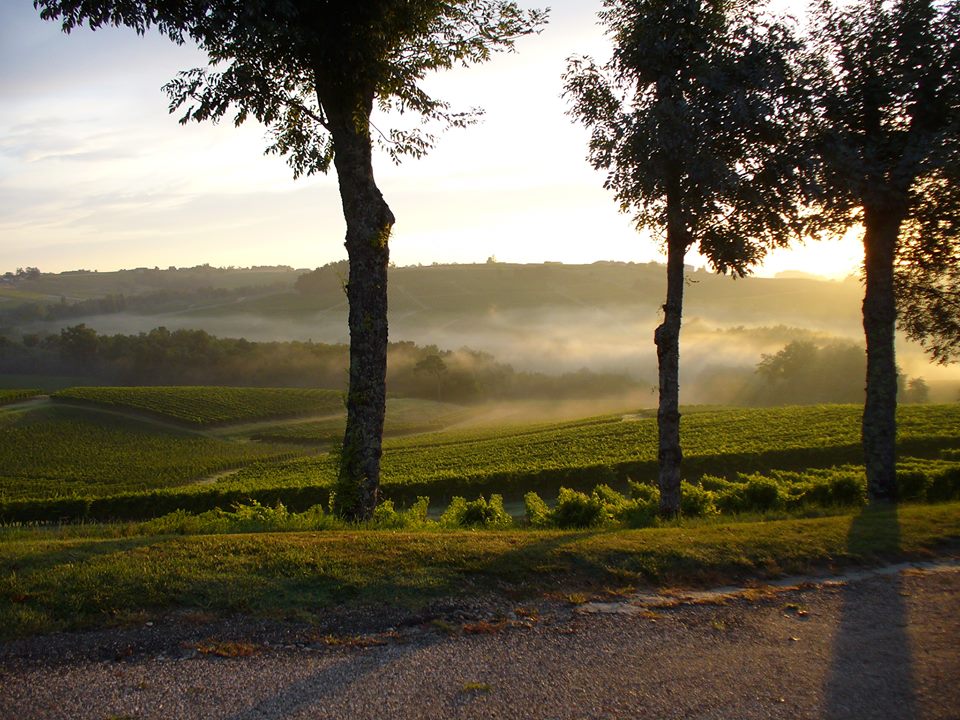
[0,0,863,276]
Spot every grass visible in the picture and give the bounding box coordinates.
[0,389,41,406]
[0,502,957,639]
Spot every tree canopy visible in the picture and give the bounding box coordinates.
[806,0,960,499]
[564,0,812,273]
[36,0,546,174]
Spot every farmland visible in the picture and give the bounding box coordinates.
[0,389,41,406]
[53,386,344,425]
[251,398,470,444]
[1,396,958,524]
[0,406,304,501]
[222,404,960,497]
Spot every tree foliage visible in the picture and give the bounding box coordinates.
[36,0,546,174]
[808,0,960,364]
[806,0,960,499]
[564,0,812,272]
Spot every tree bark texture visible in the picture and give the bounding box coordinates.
[324,96,395,521]
[655,206,689,518]
[861,205,902,502]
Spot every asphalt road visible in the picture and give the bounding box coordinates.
[2,562,958,720]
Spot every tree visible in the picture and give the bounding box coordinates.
[414,353,448,401]
[901,377,930,404]
[807,0,960,501]
[564,0,810,516]
[36,0,546,520]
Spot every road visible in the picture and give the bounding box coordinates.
[2,560,958,719]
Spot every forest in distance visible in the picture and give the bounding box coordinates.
[1,263,955,406]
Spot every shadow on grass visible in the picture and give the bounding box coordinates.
[822,504,915,719]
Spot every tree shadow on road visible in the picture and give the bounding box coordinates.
[822,503,915,719]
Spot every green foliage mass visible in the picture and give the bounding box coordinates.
[0,407,301,501]
[0,389,41,406]
[2,403,959,523]
[221,404,960,497]
[53,386,344,426]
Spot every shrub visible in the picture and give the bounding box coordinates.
[827,473,867,506]
[524,491,551,527]
[619,500,658,528]
[927,468,960,502]
[627,480,659,504]
[551,487,607,528]
[741,474,784,511]
[680,481,719,517]
[439,495,512,528]
[372,499,403,528]
[897,470,931,501]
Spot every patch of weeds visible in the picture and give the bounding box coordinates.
[513,607,539,621]
[321,631,398,648]
[195,640,259,658]
[462,682,492,693]
[430,618,458,635]
[566,592,589,605]
[710,618,727,632]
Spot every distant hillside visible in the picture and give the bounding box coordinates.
[3,261,865,334]
[7,261,954,404]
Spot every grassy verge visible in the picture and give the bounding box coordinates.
[1,502,957,640]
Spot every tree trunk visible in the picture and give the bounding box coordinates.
[325,98,395,521]
[861,205,902,502]
[655,206,689,518]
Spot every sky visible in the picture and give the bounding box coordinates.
[0,0,864,277]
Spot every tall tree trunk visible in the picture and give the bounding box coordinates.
[654,204,689,517]
[325,99,395,521]
[861,205,902,502]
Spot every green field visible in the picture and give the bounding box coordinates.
[2,400,958,524]
[53,386,344,425]
[251,398,470,444]
[0,389,41,406]
[0,406,303,501]
[223,404,960,497]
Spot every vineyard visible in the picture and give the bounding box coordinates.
[0,406,304,501]
[221,404,960,496]
[53,386,345,425]
[0,389,41,406]
[251,398,471,444]
[1,400,959,523]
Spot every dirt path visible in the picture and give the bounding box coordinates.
[2,560,957,719]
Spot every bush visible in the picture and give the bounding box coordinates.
[741,474,784,511]
[627,480,659,504]
[680,481,718,517]
[524,491,551,527]
[927,468,960,502]
[439,495,512,528]
[551,487,607,528]
[897,470,931,501]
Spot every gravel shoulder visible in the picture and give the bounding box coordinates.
[2,559,958,720]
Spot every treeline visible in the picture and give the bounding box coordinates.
[695,340,931,406]
[0,286,284,325]
[0,325,642,403]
